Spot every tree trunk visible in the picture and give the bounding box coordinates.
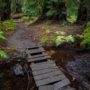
[0,0,11,21]
[86,0,90,21]
[77,0,90,22]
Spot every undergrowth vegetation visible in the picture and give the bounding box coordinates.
[3,20,16,30]
[56,33,74,46]
[81,22,90,49]
[22,0,79,24]
[0,20,16,59]
[40,25,74,46]
[0,29,9,59]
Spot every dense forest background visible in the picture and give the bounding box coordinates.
[0,0,90,22]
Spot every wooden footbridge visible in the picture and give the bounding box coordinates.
[24,45,75,90]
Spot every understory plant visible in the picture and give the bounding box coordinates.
[66,0,79,23]
[3,20,16,30]
[22,0,79,24]
[23,0,44,17]
[0,30,9,59]
[40,25,74,46]
[55,31,74,46]
[80,22,90,49]
[0,20,16,59]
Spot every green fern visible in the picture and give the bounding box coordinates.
[55,33,74,46]
[55,36,65,46]
[66,35,75,43]
[0,29,6,40]
[0,50,9,59]
[81,22,90,48]
[3,20,16,30]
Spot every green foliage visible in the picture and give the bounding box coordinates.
[45,0,66,19]
[55,32,74,46]
[66,0,79,23]
[40,27,74,46]
[0,50,9,59]
[81,22,90,48]
[22,16,30,21]
[0,20,13,59]
[0,30,6,40]
[0,30,9,59]
[23,0,44,17]
[3,20,16,30]
[11,0,22,13]
[22,0,79,23]
[40,36,49,45]
[55,36,65,46]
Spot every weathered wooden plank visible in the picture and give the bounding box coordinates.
[26,46,39,49]
[39,85,75,90]
[31,64,57,71]
[34,70,63,81]
[31,62,56,71]
[58,86,76,90]
[28,56,49,62]
[26,47,45,54]
[36,74,66,86]
[39,85,54,90]
[25,44,41,50]
[31,60,55,67]
[33,68,58,75]
[53,79,70,90]
[28,53,50,59]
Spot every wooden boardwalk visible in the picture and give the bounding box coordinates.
[25,46,51,62]
[25,45,75,90]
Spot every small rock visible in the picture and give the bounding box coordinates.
[13,64,24,76]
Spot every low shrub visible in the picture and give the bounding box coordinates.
[80,22,90,49]
[40,26,75,46]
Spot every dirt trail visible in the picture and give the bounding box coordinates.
[8,22,38,52]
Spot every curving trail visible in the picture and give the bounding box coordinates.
[8,21,38,52]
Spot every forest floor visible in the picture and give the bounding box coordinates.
[0,20,90,90]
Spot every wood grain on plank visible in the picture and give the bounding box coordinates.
[28,56,49,62]
[31,60,55,67]
[31,62,56,71]
[28,53,50,59]
[26,44,41,50]
[33,68,59,75]
[34,70,63,81]
[26,47,45,54]
[36,74,66,86]
[53,79,70,90]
